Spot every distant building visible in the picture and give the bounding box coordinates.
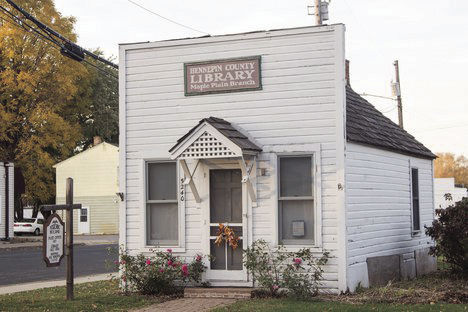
[434,178,467,209]
[0,162,14,240]
[54,138,119,234]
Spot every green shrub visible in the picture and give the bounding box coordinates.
[117,249,206,295]
[244,239,329,298]
[425,197,468,275]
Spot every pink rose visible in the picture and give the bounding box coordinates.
[120,260,126,265]
[293,258,302,265]
[159,267,164,273]
[181,264,189,276]
[196,255,202,262]
[166,248,172,253]
[146,259,151,265]
[167,260,173,266]
[114,260,119,265]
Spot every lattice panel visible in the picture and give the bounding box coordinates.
[180,132,235,159]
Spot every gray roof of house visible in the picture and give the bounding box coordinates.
[346,86,436,159]
[169,117,262,154]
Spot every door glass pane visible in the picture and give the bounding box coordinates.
[147,203,178,245]
[280,200,314,242]
[148,162,176,200]
[210,239,226,270]
[227,239,243,270]
[280,157,312,197]
[210,169,242,223]
[80,209,88,222]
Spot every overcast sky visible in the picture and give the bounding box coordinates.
[54,0,468,156]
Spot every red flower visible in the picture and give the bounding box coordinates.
[146,259,151,265]
[167,260,173,266]
[166,248,173,253]
[181,264,189,276]
[293,258,302,265]
[196,255,202,262]
[159,267,164,273]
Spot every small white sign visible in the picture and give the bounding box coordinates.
[44,214,64,267]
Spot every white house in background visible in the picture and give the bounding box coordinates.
[434,178,467,209]
[54,138,119,234]
[119,24,437,293]
[0,162,14,240]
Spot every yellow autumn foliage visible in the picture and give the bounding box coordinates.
[0,0,89,204]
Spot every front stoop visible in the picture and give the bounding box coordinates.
[184,287,253,299]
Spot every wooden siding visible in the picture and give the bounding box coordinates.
[121,25,345,291]
[57,196,119,234]
[0,164,14,239]
[55,143,119,198]
[345,143,435,288]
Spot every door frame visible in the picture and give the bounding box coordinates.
[200,159,251,282]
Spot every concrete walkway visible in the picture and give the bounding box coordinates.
[0,273,116,295]
[132,298,237,312]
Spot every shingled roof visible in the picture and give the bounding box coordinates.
[346,86,436,159]
[169,117,262,154]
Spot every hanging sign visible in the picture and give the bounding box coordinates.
[43,213,65,267]
[184,56,262,96]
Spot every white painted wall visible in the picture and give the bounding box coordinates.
[434,178,467,209]
[0,163,14,239]
[345,143,435,291]
[120,25,346,291]
[55,143,119,197]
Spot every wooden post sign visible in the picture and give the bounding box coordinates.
[43,213,65,267]
[40,178,82,300]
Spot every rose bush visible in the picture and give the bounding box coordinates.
[117,249,206,295]
[244,239,329,298]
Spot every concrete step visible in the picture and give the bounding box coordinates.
[184,287,253,299]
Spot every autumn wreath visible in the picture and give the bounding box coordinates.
[214,224,240,249]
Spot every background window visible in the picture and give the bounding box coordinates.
[411,168,420,232]
[146,162,178,246]
[278,156,314,245]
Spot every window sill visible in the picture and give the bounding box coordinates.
[140,246,186,254]
[275,245,323,253]
[411,231,422,237]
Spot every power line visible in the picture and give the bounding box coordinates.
[0,6,118,80]
[126,0,209,35]
[3,0,118,69]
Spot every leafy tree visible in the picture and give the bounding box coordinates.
[73,52,119,148]
[434,153,468,186]
[0,0,87,206]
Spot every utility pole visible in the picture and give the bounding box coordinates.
[394,60,403,129]
[315,0,322,25]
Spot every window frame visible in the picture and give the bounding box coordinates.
[141,158,185,252]
[278,154,315,246]
[410,166,421,235]
[272,144,322,251]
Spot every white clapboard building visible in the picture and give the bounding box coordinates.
[119,25,437,292]
[0,162,14,240]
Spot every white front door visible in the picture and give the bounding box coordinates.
[78,207,90,234]
[205,169,248,281]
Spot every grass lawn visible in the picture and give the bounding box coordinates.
[214,299,466,312]
[0,279,166,312]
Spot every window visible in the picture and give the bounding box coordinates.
[37,219,44,225]
[80,208,88,222]
[278,155,314,245]
[146,161,178,246]
[411,168,420,232]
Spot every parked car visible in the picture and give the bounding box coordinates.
[14,218,44,236]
